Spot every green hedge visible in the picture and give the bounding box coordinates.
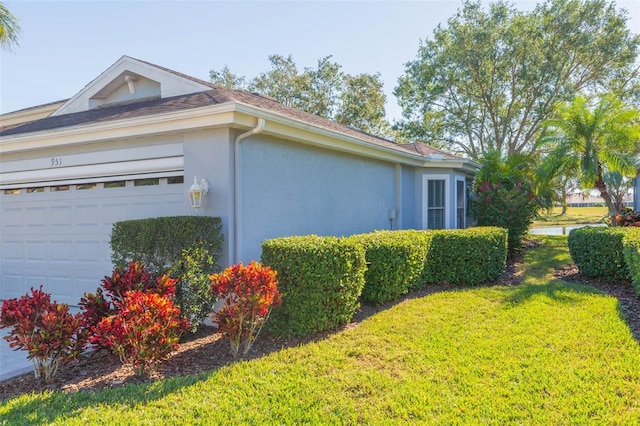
[261,235,366,337]
[111,216,223,274]
[622,229,640,294]
[349,230,433,305]
[568,227,629,282]
[110,216,224,329]
[423,227,508,285]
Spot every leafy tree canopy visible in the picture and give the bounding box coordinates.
[210,54,392,138]
[540,94,640,222]
[395,0,640,159]
[0,2,20,51]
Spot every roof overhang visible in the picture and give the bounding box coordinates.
[0,101,66,128]
[232,103,479,173]
[0,100,479,173]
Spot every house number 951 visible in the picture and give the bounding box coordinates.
[50,157,63,167]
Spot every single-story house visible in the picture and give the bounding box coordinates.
[0,56,479,306]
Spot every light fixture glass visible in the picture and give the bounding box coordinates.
[188,176,209,210]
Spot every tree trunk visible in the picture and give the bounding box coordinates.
[594,164,618,226]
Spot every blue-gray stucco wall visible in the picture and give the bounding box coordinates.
[238,135,398,262]
[401,166,416,229]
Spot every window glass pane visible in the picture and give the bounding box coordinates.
[428,209,444,229]
[427,179,446,229]
[51,185,70,192]
[168,176,184,185]
[77,184,97,190]
[27,187,45,193]
[428,180,445,208]
[134,178,159,187]
[4,189,21,195]
[104,181,126,189]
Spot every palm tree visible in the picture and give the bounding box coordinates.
[0,2,20,51]
[541,94,640,225]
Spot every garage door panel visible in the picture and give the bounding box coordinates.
[1,274,24,299]
[3,209,23,227]
[51,206,73,226]
[50,241,73,262]
[1,183,185,306]
[50,276,73,300]
[26,207,47,226]
[2,241,23,260]
[102,203,131,223]
[26,241,47,261]
[25,275,46,290]
[2,266,113,306]
[75,241,101,263]
[77,205,100,225]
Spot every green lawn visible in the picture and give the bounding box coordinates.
[532,206,608,227]
[2,236,640,424]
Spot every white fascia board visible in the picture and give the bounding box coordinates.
[233,103,480,171]
[0,102,65,127]
[0,103,237,154]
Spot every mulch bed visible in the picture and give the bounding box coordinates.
[2,241,638,401]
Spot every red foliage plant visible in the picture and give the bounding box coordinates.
[91,290,190,376]
[0,286,87,381]
[209,261,281,358]
[80,261,178,334]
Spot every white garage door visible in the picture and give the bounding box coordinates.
[0,178,186,306]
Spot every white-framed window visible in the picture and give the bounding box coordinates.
[423,175,449,229]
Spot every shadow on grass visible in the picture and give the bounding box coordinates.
[1,373,210,425]
[500,280,603,308]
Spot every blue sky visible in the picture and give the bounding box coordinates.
[1,0,639,122]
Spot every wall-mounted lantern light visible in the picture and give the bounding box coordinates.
[188,176,209,210]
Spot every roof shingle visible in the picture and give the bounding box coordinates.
[0,57,463,162]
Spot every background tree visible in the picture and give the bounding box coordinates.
[394,0,640,159]
[473,150,540,252]
[603,171,634,214]
[209,65,247,90]
[540,94,640,225]
[552,174,581,216]
[0,2,20,51]
[210,55,392,138]
[337,73,391,136]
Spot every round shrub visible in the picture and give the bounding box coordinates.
[568,226,629,281]
[261,235,366,337]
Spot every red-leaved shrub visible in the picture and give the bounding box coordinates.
[0,286,87,381]
[80,261,178,337]
[209,261,281,357]
[91,290,189,376]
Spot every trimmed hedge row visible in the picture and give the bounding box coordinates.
[261,227,508,336]
[424,227,508,285]
[349,230,433,304]
[111,216,223,274]
[261,236,366,338]
[622,229,640,294]
[567,227,629,282]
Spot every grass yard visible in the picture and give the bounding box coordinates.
[532,206,608,227]
[2,236,640,424]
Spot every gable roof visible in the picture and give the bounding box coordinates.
[51,56,212,116]
[0,56,472,167]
